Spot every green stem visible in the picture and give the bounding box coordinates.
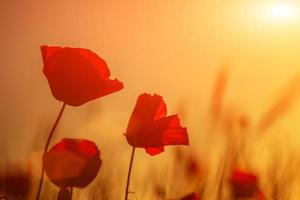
[35,103,67,200]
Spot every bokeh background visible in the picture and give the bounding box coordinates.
[1,0,300,199]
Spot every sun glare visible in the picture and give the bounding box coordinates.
[265,3,297,21]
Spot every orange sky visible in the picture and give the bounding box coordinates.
[2,1,300,199]
[1,1,300,191]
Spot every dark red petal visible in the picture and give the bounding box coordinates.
[153,96,167,120]
[76,48,111,78]
[94,78,124,98]
[53,138,100,158]
[125,94,189,152]
[40,46,62,66]
[43,47,98,105]
[231,170,258,184]
[145,146,164,156]
[77,139,100,158]
[231,169,258,198]
[127,93,166,127]
[163,128,189,145]
[44,138,101,188]
[41,46,123,106]
[125,94,167,147]
[155,115,189,145]
[126,94,166,128]
[43,150,88,183]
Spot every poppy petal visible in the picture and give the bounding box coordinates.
[230,169,258,198]
[155,115,189,145]
[130,93,166,124]
[154,96,167,120]
[43,138,101,188]
[76,48,111,78]
[125,93,167,143]
[125,94,189,153]
[146,146,164,156]
[43,150,87,182]
[95,78,124,98]
[163,128,189,145]
[41,45,61,66]
[41,46,123,106]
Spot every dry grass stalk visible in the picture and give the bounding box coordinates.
[258,75,300,132]
[210,65,229,122]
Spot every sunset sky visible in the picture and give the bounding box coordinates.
[1,1,300,198]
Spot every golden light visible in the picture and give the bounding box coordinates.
[264,3,297,21]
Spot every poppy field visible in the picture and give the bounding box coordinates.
[1,46,300,200]
[2,1,300,200]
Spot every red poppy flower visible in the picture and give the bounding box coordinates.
[180,193,200,200]
[125,93,189,155]
[41,45,124,106]
[43,138,101,188]
[230,169,258,198]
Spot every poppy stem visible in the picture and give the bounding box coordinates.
[70,187,73,199]
[125,147,136,200]
[35,103,67,200]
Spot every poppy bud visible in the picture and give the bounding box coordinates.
[43,138,102,188]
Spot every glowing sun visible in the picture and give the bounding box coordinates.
[265,3,297,21]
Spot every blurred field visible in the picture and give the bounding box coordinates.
[1,1,300,199]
